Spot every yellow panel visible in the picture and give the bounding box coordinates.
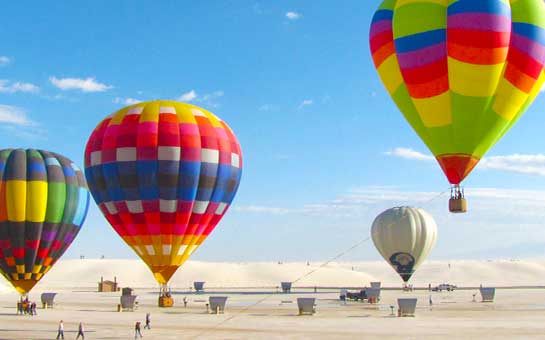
[23,273,32,280]
[449,58,504,97]
[32,265,42,274]
[141,101,159,123]
[378,56,404,95]
[201,108,223,127]
[16,265,25,274]
[6,180,26,222]
[109,109,128,125]
[412,91,451,127]
[396,0,447,8]
[26,181,48,222]
[492,80,528,120]
[174,103,198,124]
[527,70,545,103]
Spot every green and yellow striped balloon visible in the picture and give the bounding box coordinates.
[370,0,545,184]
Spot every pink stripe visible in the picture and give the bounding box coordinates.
[180,123,199,135]
[138,122,158,134]
[511,33,545,64]
[177,201,194,213]
[397,43,446,69]
[448,13,511,32]
[370,20,392,36]
[181,148,201,161]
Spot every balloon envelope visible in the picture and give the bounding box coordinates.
[371,207,437,282]
[84,100,242,284]
[0,149,89,294]
[370,0,545,184]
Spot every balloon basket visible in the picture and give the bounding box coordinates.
[158,296,174,307]
[449,198,467,213]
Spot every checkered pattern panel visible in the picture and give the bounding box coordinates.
[0,149,90,293]
[84,100,242,283]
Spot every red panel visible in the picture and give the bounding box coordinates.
[448,29,510,48]
[436,154,480,185]
[401,59,448,84]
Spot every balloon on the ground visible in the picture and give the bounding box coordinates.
[0,149,89,294]
[84,100,242,285]
[371,207,437,282]
[370,0,545,185]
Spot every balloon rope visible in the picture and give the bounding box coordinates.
[191,191,448,338]
[417,189,449,208]
[190,235,372,339]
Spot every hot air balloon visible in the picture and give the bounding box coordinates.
[371,207,437,282]
[370,0,545,212]
[0,149,89,295]
[84,100,242,306]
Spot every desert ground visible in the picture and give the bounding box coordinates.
[1,259,545,339]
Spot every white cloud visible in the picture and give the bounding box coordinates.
[386,147,545,177]
[49,77,112,92]
[258,105,271,111]
[178,90,197,102]
[114,97,141,105]
[480,154,545,176]
[233,205,292,215]
[385,147,434,161]
[0,104,35,126]
[298,99,313,109]
[0,56,10,66]
[0,80,39,94]
[286,11,301,20]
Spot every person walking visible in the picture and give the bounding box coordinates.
[76,322,85,340]
[134,321,142,339]
[56,320,64,340]
[183,297,188,307]
[144,313,151,329]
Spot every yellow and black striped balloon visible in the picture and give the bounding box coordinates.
[0,149,89,294]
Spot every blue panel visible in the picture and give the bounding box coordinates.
[395,29,446,53]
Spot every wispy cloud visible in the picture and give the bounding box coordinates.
[233,205,292,215]
[49,77,112,92]
[258,105,271,111]
[480,154,545,176]
[178,90,224,108]
[0,104,35,126]
[385,147,434,161]
[286,11,301,20]
[298,99,313,109]
[386,147,545,177]
[0,80,39,94]
[178,90,197,102]
[0,56,10,66]
[114,97,141,105]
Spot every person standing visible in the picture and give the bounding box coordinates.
[56,320,64,340]
[183,297,188,307]
[134,321,142,339]
[144,313,151,329]
[76,322,85,340]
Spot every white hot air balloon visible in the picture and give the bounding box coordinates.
[371,207,437,282]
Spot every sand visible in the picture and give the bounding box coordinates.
[1,259,545,339]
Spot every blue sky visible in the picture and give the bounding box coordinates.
[2,1,545,263]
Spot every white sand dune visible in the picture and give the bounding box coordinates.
[2,259,545,292]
